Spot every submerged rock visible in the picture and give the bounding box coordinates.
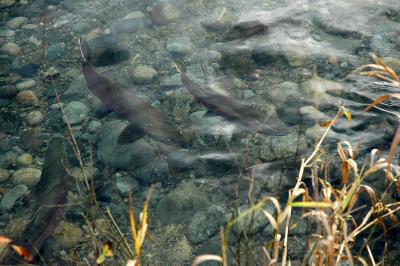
[11,167,41,187]
[97,120,157,170]
[150,2,180,26]
[132,65,157,84]
[0,184,28,211]
[186,205,227,244]
[156,181,209,225]
[53,221,82,249]
[63,101,89,125]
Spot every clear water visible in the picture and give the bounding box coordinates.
[1,0,400,265]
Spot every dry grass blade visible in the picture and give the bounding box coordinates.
[363,95,391,112]
[371,53,399,81]
[386,127,400,183]
[191,255,223,266]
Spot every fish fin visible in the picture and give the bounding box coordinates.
[118,123,147,144]
[95,105,113,118]
[78,38,91,63]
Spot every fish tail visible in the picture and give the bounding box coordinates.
[78,37,91,63]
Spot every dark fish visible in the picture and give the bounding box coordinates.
[2,137,70,264]
[79,38,185,146]
[180,73,289,136]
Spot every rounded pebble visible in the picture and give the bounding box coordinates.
[0,168,11,182]
[150,2,180,25]
[132,65,158,84]
[63,101,89,124]
[16,153,33,166]
[0,184,28,211]
[16,90,38,105]
[6,17,27,29]
[1,42,20,56]
[11,167,41,187]
[16,80,36,90]
[53,221,83,249]
[25,110,44,126]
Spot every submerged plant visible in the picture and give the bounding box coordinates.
[193,106,400,265]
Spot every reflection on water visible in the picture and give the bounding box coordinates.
[0,0,400,264]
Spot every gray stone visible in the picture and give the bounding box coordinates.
[0,85,18,98]
[87,120,102,134]
[300,77,344,109]
[186,205,226,244]
[71,22,91,34]
[233,203,275,235]
[97,120,157,170]
[111,12,145,34]
[0,29,15,37]
[11,167,41,187]
[171,88,194,122]
[0,168,10,182]
[6,17,28,29]
[132,65,157,84]
[245,132,308,162]
[133,159,169,183]
[0,0,15,8]
[0,150,17,168]
[16,80,36,90]
[266,81,300,106]
[160,73,183,89]
[166,37,194,55]
[26,110,44,126]
[63,0,80,11]
[0,184,27,210]
[150,2,180,26]
[64,75,88,100]
[1,42,20,56]
[63,101,89,125]
[47,42,66,62]
[156,181,209,225]
[115,176,139,197]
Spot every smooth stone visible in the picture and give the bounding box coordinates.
[25,110,44,126]
[22,24,39,30]
[16,80,36,90]
[0,150,17,168]
[11,167,41,187]
[18,63,39,78]
[111,15,143,34]
[53,221,83,249]
[160,73,183,89]
[115,176,139,197]
[266,81,300,106]
[63,75,87,100]
[0,0,15,8]
[0,185,28,210]
[186,205,226,244]
[70,166,97,182]
[0,30,15,37]
[63,101,89,125]
[97,120,157,170]
[0,98,11,107]
[15,90,38,106]
[156,181,210,225]
[16,153,33,166]
[0,168,11,182]
[166,37,193,55]
[0,85,18,98]
[71,22,91,34]
[6,17,28,29]
[150,2,180,26]
[47,42,66,62]
[1,42,20,56]
[86,120,102,133]
[132,65,157,84]
[133,159,169,183]
[233,203,275,235]
[63,0,80,11]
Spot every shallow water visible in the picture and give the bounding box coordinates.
[1,0,400,265]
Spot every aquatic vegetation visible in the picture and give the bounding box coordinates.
[356,53,400,87]
[194,106,400,265]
